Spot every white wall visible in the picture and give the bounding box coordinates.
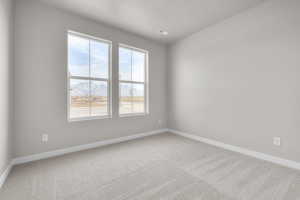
[14,0,167,157]
[168,0,300,162]
[0,0,13,174]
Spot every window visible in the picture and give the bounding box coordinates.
[119,44,148,116]
[68,31,111,120]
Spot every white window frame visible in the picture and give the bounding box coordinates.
[67,31,112,122]
[118,43,149,117]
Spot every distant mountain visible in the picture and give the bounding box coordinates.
[71,82,143,97]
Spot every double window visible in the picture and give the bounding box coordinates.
[67,31,148,121]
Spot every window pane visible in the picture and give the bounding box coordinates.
[119,83,145,114]
[119,83,132,114]
[132,51,145,82]
[91,81,108,116]
[119,47,132,81]
[70,79,89,118]
[91,40,109,79]
[68,35,89,77]
[132,84,144,113]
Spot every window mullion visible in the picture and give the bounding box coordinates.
[131,50,133,83]
[131,52,133,114]
[89,40,91,116]
[144,55,147,113]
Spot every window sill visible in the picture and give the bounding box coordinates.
[68,115,112,122]
[119,113,148,118]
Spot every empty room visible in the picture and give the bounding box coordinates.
[1,0,300,199]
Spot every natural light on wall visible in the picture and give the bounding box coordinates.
[68,31,111,121]
[119,45,148,116]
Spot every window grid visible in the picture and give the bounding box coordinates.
[118,44,148,116]
[68,31,112,121]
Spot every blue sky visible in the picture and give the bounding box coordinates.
[68,35,109,78]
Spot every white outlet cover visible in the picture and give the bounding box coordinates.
[42,134,48,142]
[273,137,281,146]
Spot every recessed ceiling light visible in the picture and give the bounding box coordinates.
[160,30,168,36]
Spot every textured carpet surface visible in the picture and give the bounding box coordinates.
[1,133,300,200]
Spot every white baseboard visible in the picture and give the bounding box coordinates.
[5,127,299,190]
[0,129,166,189]
[169,129,300,171]
[13,129,167,165]
[0,162,13,189]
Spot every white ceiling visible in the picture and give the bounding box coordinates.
[38,0,266,43]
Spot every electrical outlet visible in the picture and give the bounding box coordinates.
[273,137,281,146]
[42,134,48,143]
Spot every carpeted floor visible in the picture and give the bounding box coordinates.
[1,132,300,200]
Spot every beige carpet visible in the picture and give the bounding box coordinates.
[1,133,300,200]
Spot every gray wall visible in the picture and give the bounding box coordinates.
[14,0,167,157]
[168,0,300,162]
[0,0,13,174]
